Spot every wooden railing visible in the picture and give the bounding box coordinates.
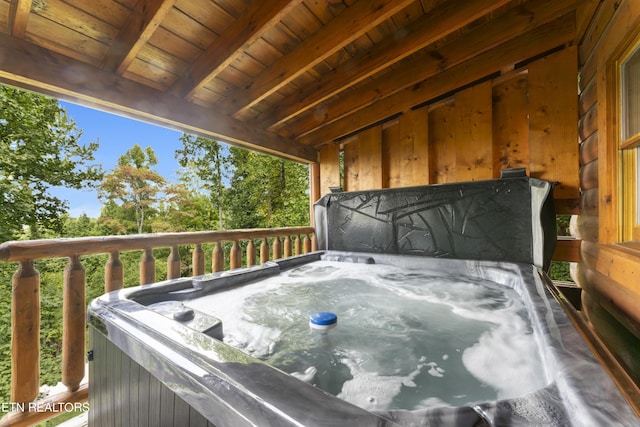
[0,227,316,427]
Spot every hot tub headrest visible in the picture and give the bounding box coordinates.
[313,175,556,270]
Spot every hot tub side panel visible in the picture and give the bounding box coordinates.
[88,326,214,427]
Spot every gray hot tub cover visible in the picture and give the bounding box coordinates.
[314,173,556,271]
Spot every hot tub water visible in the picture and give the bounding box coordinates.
[183,261,547,412]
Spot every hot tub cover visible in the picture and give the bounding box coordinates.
[314,174,556,270]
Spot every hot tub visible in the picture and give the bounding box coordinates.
[87,174,639,426]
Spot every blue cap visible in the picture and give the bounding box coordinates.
[309,311,337,327]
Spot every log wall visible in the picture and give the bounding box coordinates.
[574,0,640,386]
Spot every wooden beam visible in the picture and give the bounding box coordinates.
[104,0,177,74]
[260,0,511,131]
[298,14,575,146]
[171,0,303,100]
[222,0,415,118]
[291,0,576,141]
[9,0,32,38]
[0,33,317,162]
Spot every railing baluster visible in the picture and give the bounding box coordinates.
[192,244,205,276]
[311,233,317,252]
[303,234,311,253]
[63,255,85,392]
[230,240,241,269]
[11,260,40,404]
[105,251,123,292]
[140,248,155,285]
[284,236,292,258]
[260,238,269,264]
[273,237,281,260]
[212,241,224,272]
[246,239,256,266]
[167,245,181,279]
[294,235,302,256]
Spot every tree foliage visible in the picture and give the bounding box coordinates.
[99,145,165,234]
[0,86,103,240]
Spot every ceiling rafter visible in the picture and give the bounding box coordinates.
[104,0,177,75]
[171,0,304,100]
[9,0,32,38]
[287,0,576,139]
[219,0,415,119]
[0,32,317,162]
[297,14,576,146]
[257,0,511,132]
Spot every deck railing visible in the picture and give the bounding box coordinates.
[0,226,316,427]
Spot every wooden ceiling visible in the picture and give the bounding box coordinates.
[0,0,577,163]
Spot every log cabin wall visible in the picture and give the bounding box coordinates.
[573,0,640,385]
[317,46,580,214]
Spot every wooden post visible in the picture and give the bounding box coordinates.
[212,241,224,272]
[140,248,155,285]
[303,235,311,253]
[230,240,241,269]
[260,238,269,264]
[272,237,282,260]
[246,240,256,266]
[105,251,123,292]
[192,244,205,276]
[311,233,317,252]
[167,245,181,279]
[283,236,292,258]
[62,255,85,392]
[11,260,40,403]
[294,235,302,256]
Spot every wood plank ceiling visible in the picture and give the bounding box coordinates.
[0,0,577,163]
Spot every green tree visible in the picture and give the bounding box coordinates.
[226,147,309,229]
[175,134,227,229]
[0,86,103,241]
[99,145,165,234]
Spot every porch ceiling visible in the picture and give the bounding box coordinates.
[0,0,577,162]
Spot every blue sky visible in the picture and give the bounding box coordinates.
[54,101,185,218]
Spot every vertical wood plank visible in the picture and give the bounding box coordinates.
[381,121,400,188]
[11,260,40,403]
[455,80,494,181]
[529,46,580,200]
[492,74,529,174]
[344,126,382,191]
[319,143,341,196]
[399,108,429,186]
[428,102,456,183]
[105,251,123,293]
[62,255,85,392]
[137,365,151,427]
[309,162,320,226]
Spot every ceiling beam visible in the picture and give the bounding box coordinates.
[289,0,576,139]
[104,0,177,75]
[0,33,316,163]
[258,0,512,131]
[297,14,576,146]
[9,0,32,38]
[220,0,415,118]
[171,0,303,100]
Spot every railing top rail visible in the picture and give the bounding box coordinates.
[0,226,315,262]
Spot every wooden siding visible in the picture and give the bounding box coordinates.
[326,46,580,215]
